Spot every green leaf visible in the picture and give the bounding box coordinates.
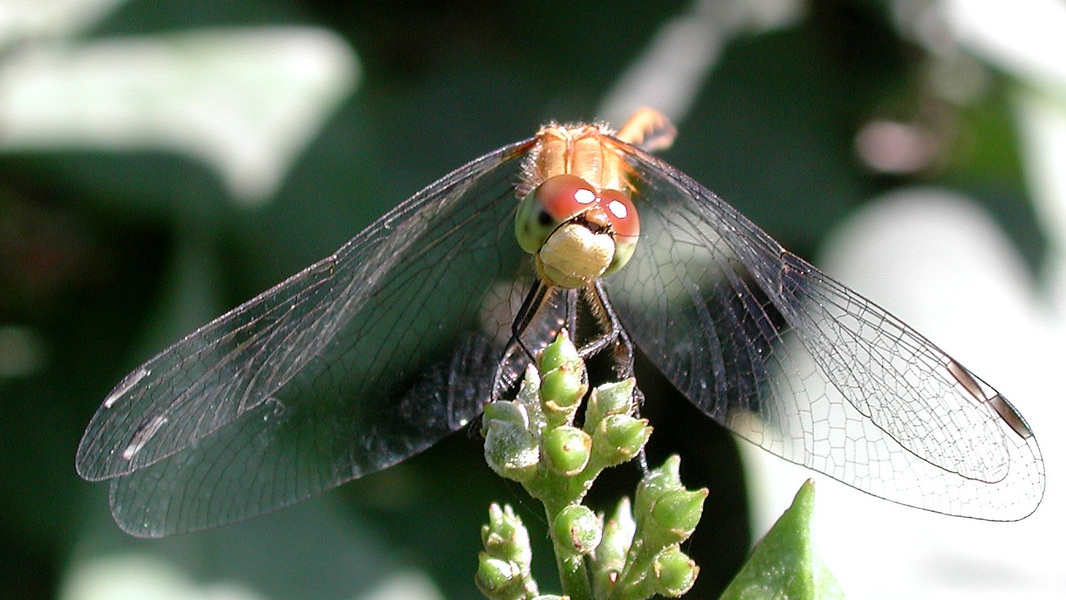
[719,480,845,600]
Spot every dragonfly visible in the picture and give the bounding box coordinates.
[77,108,1045,538]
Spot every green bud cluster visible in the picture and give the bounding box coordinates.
[596,456,705,599]
[634,456,707,548]
[476,503,539,600]
[477,330,705,600]
[480,329,652,507]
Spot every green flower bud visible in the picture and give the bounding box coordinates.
[481,504,532,566]
[585,378,637,429]
[475,553,520,598]
[594,498,636,597]
[483,402,540,481]
[634,455,684,522]
[542,426,592,475]
[652,546,699,597]
[483,400,529,432]
[538,329,580,373]
[513,365,548,432]
[646,488,708,546]
[539,365,585,410]
[593,414,651,466]
[515,364,541,404]
[552,505,602,556]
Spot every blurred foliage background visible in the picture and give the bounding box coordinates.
[1,0,1060,599]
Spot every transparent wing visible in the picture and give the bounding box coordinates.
[605,143,1045,521]
[76,138,538,536]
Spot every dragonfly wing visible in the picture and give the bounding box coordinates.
[604,143,1044,520]
[77,139,536,536]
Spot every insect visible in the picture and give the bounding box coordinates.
[77,109,1044,538]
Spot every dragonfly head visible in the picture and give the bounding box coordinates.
[515,173,639,288]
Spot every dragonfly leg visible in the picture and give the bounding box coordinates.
[576,282,635,372]
[508,279,551,362]
[491,279,560,401]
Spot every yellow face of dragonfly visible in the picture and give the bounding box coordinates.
[515,172,639,288]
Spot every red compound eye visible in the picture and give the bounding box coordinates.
[598,189,639,238]
[534,174,598,222]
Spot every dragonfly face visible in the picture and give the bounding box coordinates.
[515,173,639,288]
[77,109,1044,538]
[515,119,647,291]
